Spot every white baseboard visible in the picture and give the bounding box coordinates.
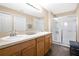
[52,41,70,47]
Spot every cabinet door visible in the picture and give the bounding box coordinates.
[22,46,36,56]
[21,39,36,56]
[10,51,21,56]
[44,37,49,54]
[44,34,52,54]
[37,36,44,56]
[0,43,21,56]
[49,34,52,48]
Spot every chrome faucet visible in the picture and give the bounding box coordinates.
[10,30,16,37]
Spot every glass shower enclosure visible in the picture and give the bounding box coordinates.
[52,15,77,47]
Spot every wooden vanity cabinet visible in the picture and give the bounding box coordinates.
[44,34,52,54]
[0,33,52,56]
[49,34,52,48]
[22,46,36,56]
[11,51,21,56]
[21,39,36,56]
[36,36,44,56]
[0,43,21,56]
[0,39,36,56]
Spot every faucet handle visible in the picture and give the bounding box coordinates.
[10,30,16,37]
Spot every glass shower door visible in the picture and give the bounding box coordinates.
[52,16,77,47]
[62,16,76,46]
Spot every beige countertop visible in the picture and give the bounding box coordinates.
[0,32,51,49]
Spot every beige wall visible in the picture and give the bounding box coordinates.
[56,11,75,17]
[42,8,54,32]
[76,6,79,42]
[42,8,49,31]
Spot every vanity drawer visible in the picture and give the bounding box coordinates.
[0,43,21,56]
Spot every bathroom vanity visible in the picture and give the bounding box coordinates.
[0,32,52,56]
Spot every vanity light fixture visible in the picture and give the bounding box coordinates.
[26,3,40,10]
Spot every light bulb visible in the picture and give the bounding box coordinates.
[64,22,68,26]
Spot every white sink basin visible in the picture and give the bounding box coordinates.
[0,40,9,43]
[0,39,11,46]
[1,35,26,41]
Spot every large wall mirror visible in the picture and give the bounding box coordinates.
[0,12,43,38]
[0,13,12,32]
[34,18,44,32]
[0,12,28,37]
[14,15,27,34]
[0,13,12,37]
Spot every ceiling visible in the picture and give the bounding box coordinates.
[42,3,77,14]
[31,0,77,14]
[0,1,78,17]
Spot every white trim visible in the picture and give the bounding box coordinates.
[53,41,70,47]
[76,15,78,42]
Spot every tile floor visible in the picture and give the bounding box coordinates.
[46,44,70,56]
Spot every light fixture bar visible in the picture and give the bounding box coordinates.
[26,3,39,10]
